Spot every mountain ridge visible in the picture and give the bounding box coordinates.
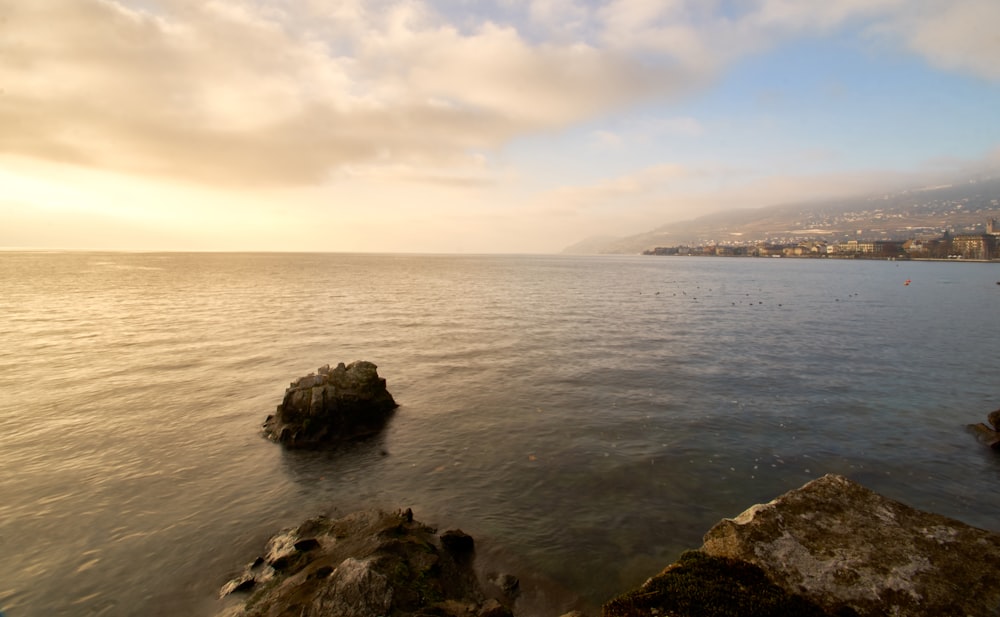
[564,174,1000,254]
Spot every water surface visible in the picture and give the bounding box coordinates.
[1,252,998,616]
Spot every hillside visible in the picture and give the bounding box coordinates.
[564,175,1000,254]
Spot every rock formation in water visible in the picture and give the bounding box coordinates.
[606,474,1000,617]
[219,509,516,617]
[262,362,398,448]
[603,550,836,617]
[967,407,1000,450]
[700,474,1000,616]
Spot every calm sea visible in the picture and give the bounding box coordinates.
[2,252,999,616]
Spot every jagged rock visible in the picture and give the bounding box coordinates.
[262,361,398,448]
[220,509,506,617]
[310,558,391,617]
[700,474,1000,617]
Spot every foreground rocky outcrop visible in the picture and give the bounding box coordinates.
[262,362,398,448]
[219,509,516,617]
[605,474,1000,617]
[699,474,1000,617]
[603,550,838,617]
[222,476,1000,617]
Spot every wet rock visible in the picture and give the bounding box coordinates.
[220,574,258,597]
[220,509,505,617]
[311,557,391,617]
[700,474,1000,617]
[989,408,1000,431]
[293,538,321,552]
[603,550,833,617]
[969,422,1000,450]
[231,578,257,593]
[440,529,475,557]
[967,407,1000,450]
[262,361,398,448]
[478,597,513,617]
[491,573,519,598]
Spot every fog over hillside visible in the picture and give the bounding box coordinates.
[563,174,1000,255]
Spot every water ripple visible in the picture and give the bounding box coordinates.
[2,252,998,616]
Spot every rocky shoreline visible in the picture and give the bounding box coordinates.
[219,475,1000,617]
[224,364,1000,617]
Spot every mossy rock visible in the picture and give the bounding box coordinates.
[603,551,855,617]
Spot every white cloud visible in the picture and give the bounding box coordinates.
[746,0,1000,82]
[597,0,736,68]
[588,115,704,152]
[591,130,625,149]
[750,0,905,30]
[0,0,689,186]
[537,162,698,221]
[888,0,1000,80]
[595,0,1000,82]
[2,0,997,195]
[527,0,590,36]
[647,116,704,137]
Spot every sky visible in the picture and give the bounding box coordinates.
[2,0,1000,253]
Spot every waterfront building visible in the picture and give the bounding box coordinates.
[951,234,995,260]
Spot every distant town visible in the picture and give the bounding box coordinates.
[566,175,1000,255]
[643,218,1000,260]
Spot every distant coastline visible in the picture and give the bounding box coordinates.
[641,251,1000,263]
[565,179,1000,256]
[641,224,1000,261]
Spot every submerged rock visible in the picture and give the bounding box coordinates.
[700,474,1000,617]
[989,408,1000,431]
[220,509,511,617]
[262,361,398,448]
[969,422,1000,450]
[968,407,1000,450]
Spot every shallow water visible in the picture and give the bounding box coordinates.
[2,252,999,616]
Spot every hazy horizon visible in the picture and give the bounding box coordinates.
[3,0,1000,253]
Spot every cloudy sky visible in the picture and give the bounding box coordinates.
[3,0,1000,253]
